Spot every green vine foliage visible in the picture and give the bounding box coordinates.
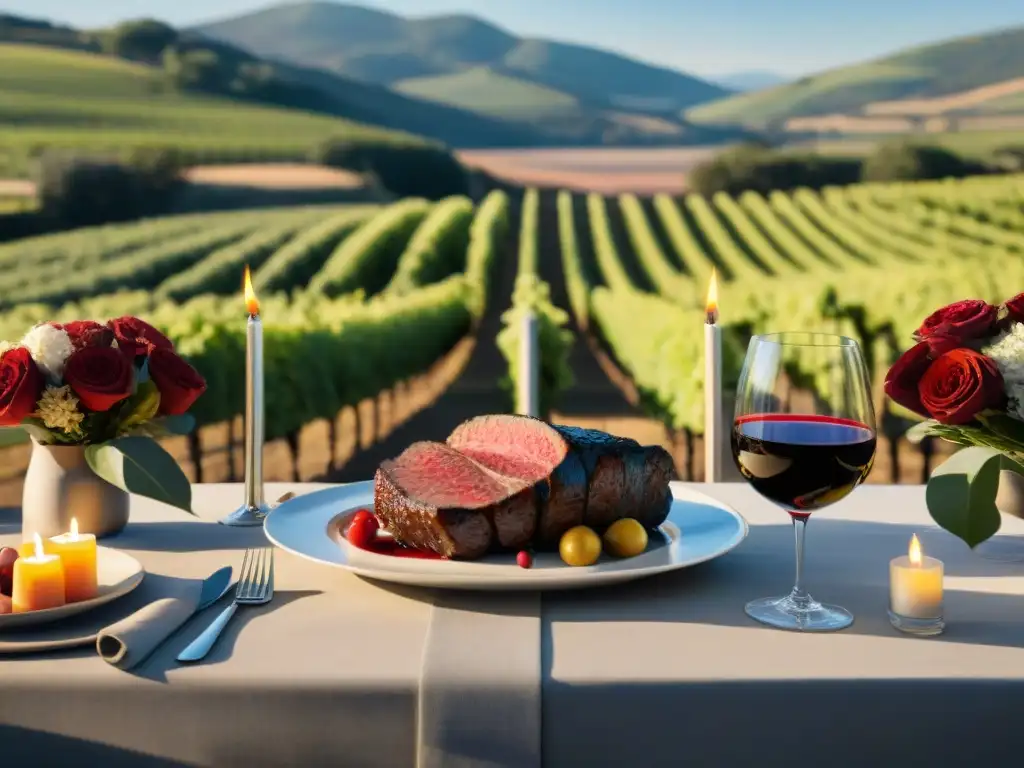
[497,274,574,419]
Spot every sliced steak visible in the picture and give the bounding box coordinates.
[447,414,586,548]
[375,417,675,560]
[446,414,569,478]
[552,426,675,530]
[374,437,561,559]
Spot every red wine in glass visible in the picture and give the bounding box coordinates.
[731,332,876,632]
[732,415,876,515]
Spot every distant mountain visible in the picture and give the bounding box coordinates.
[712,71,789,92]
[688,25,1024,128]
[193,1,734,144]
[0,12,544,149]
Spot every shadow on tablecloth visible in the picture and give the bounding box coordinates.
[541,518,1024,650]
[107,519,268,553]
[0,725,192,766]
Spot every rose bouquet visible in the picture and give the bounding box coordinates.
[885,295,1024,547]
[0,316,206,513]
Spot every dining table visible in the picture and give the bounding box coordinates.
[2,481,1024,768]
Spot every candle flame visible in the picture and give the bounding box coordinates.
[70,517,78,540]
[705,268,719,324]
[33,532,44,560]
[909,534,922,566]
[243,266,260,316]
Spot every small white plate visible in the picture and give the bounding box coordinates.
[264,481,748,591]
[0,547,145,629]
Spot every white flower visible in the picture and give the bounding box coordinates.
[982,322,1024,422]
[20,324,73,382]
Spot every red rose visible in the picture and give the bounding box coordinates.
[52,320,115,351]
[884,342,932,417]
[107,316,172,359]
[0,347,43,426]
[914,299,997,354]
[1003,293,1024,325]
[64,347,133,412]
[918,349,1005,425]
[148,348,206,415]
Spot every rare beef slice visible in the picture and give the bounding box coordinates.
[374,436,564,559]
[447,415,586,548]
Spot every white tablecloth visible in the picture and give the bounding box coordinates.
[2,482,1024,767]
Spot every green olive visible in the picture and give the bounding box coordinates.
[603,518,649,558]
[559,526,602,567]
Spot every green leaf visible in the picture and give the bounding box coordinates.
[905,420,940,444]
[85,436,193,515]
[119,380,161,430]
[20,418,56,445]
[977,412,1024,450]
[926,446,1004,548]
[158,413,195,435]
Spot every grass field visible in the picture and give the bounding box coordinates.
[0,43,427,178]
[686,26,1024,128]
[395,67,579,119]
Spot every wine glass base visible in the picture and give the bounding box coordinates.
[745,595,853,632]
[220,502,272,527]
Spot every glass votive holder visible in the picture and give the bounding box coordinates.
[887,610,945,636]
[889,542,944,636]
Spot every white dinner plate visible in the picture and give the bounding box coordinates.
[264,481,748,591]
[0,547,145,629]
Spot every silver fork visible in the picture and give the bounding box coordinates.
[177,547,274,663]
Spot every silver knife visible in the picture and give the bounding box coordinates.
[196,566,233,612]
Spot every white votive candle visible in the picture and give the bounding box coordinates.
[890,534,943,626]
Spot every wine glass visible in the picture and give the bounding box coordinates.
[731,332,876,632]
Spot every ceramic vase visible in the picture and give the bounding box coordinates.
[975,469,1024,562]
[21,440,130,539]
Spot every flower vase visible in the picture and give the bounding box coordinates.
[975,469,1024,562]
[21,440,130,539]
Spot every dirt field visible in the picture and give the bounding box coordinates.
[183,164,365,189]
[0,164,367,200]
[865,77,1024,116]
[0,179,33,197]
[459,147,720,194]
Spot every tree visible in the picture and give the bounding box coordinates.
[103,19,177,64]
[860,141,982,183]
[312,140,468,200]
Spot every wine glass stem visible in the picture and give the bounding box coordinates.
[789,514,811,608]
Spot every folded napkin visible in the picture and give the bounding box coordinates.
[96,578,204,671]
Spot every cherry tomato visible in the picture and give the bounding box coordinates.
[0,546,18,597]
[351,509,376,526]
[516,551,533,569]
[347,512,379,549]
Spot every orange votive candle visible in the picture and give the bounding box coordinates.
[48,518,97,603]
[11,533,66,613]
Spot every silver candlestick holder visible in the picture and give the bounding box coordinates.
[222,275,269,527]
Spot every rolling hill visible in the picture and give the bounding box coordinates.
[687,25,1024,128]
[193,1,733,144]
[0,41,433,178]
[0,12,546,151]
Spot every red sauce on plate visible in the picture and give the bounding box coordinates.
[357,537,443,560]
[340,512,443,560]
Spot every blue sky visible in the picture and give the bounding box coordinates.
[5,0,1023,77]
